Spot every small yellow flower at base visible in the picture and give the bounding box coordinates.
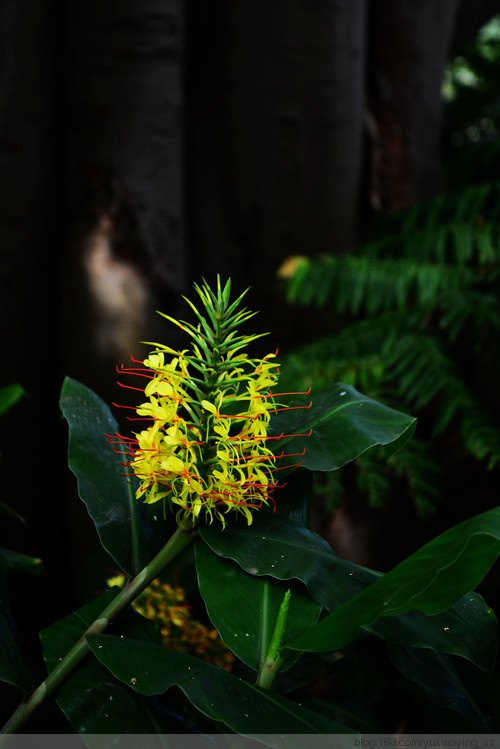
[132,579,235,671]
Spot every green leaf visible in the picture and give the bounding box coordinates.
[200,512,496,671]
[0,552,33,691]
[270,384,416,473]
[388,645,494,732]
[87,634,354,735]
[59,377,165,576]
[40,587,175,733]
[0,549,43,576]
[195,540,321,672]
[363,591,495,673]
[0,384,25,416]
[287,507,500,655]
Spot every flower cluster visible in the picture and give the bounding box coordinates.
[132,579,235,671]
[109,278,310,529]
[107,574,234,670]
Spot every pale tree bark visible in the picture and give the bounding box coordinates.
[188,0,367,338]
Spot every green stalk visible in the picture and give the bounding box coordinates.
[1,526,197,736]
[256,589,291,691]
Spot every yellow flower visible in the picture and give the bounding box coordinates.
[109,278,311,529]
[132,579,235,670]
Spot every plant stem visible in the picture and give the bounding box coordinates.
[256,589,291,691]
[256,651,287,691]
[1,525,197,736]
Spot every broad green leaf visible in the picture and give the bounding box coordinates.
[294,695,381,734]
[0,384,25,415]
[363,591,495,672]
[0,552,33,691]
[40,587,178,734]
[195,540,321,672]
[60,377,166,576]
[87,634,354,735]
[269,383,416,472]
[287,507,500,655]
[388,645,494,732]
[200,512,496,671]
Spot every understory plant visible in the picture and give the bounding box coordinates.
[280,179,500,519]
[2,278,500,740]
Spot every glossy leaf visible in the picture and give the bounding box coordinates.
[40,587,179,733]
[195,540,321,672]
[388,644,494,732]
[287,506,500,654]
[200,512,497,671]
[87,633,353,735]
[0,552,34,691]
[269,383,417,472]
[60,377,166,576]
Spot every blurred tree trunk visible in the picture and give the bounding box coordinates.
[367,0,460,213]
[59,0,187,588]
[188,0,367,339]
[0,0,67,683]
[62,0,187,404]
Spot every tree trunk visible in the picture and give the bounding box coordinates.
[367,0,460,213]
[62,0,187,404]
[0,0,68,669]
[188,0,367,343]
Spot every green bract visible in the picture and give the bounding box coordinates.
[109,278,310,528]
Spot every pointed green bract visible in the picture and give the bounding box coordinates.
[113,277,311,529]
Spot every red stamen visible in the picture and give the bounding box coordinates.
[271,461,304,472]
[273,448,306,460]
[266,387,312,398]
[269,400,312,414]
[264,428,313,441]
[116,381,146,393]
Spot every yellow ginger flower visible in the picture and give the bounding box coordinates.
[109,278,310,529]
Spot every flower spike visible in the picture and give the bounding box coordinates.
[109,277,311,530]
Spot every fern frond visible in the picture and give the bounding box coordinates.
[440,289,500,340]
[279,313,408,397]
[355,438,441,518]
[387,437,442,519]
[283,176,500,518]
[286,255,478,317]
[363,179,500,266]
[461,402,500,469]
[384,332,464,418]
[386,331,500,467]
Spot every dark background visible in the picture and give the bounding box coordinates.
[2,0,500,715]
